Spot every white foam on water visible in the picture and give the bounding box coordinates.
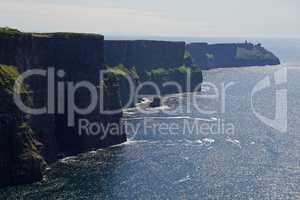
[145,105,171,111]
[123,116,217,122]
[202,138,215,145]
[135,97,152,107]
[182,140,204,147]
[123,111,137,115]
[181,156,190,160]
[195,140,204,145]
[59,156,78,164]
[88,151,97,154]
[124,140,148,145]
[109,139,149,148]
[174,175,192,184]
[226,138,242,148]
[200,86,210,93]
[45,167,51,171]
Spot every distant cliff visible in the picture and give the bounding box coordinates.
[104,40,203,106]
[0,28,126,187]
[104,40,186,73]
[186,42,280,69]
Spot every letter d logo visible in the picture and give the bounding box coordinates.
[251,68,287,133]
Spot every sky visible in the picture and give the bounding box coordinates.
[0,0,299,38]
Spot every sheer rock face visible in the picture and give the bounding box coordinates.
[104,40,186,73]
[104,40,203,105]
[0,31,126,170]
[0,65,46,187]
[186,42,280,69]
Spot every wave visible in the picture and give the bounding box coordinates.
[174,175,192,184]
[109,139,150,148]
[59,156,78,164]
[225,138,242,148]
[123,116,218,122]
[144,105,171,111]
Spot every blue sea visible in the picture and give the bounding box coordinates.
[1,37,300,200]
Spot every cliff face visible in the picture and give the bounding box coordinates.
[186,42,280,69]
[105,40,186,73]
[0,65,46,187]
[104,40,203,106]
[108,65,140,107]
[0,30,126,171]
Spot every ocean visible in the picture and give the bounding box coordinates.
[1,38,300,200]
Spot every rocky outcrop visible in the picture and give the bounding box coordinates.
[107,65,140,107]
[0,65,46,187]
[186,42,280,69]
[0,28,126,187]
[149,97,161,108]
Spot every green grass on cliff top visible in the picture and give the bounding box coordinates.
[0,27,21,34]
[0,27,103,38]
[147,65,201,77]
[108,64,139,79]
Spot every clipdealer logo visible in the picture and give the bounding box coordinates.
[251,67,287,133]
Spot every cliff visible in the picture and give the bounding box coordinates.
[0,65,46,187]
[104,40,203,106]
[186,42,280,69]
[104,40,186,74]
[0,28,126,186]
[107,64,140,107]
